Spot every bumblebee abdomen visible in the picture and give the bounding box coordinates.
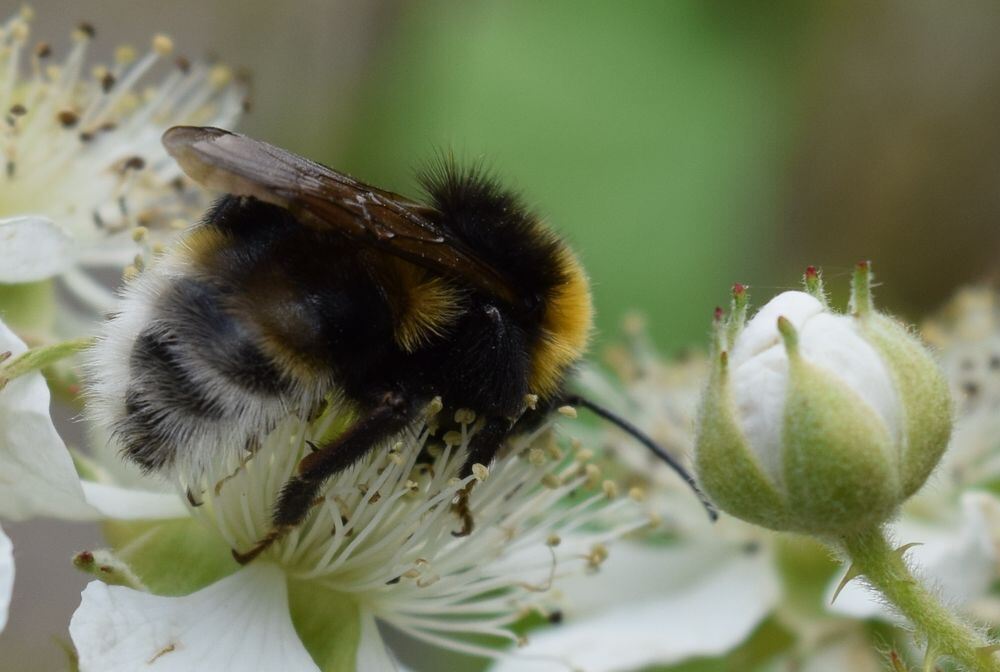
[114,277,305,471]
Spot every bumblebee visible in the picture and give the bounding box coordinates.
[87,126,713,562]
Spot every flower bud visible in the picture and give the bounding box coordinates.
[695,264,952,536]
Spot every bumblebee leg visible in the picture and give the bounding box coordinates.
[452,416,513,537]
[232,391,418,564]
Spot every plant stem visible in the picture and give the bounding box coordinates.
[842,525,999,672]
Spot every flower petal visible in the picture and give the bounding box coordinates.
[729,291,824,367]
[0,320,96,520]
[0,216,71,283]
[829,492,1000,619]
[81,482,188,520]
[0,524,13,633]
[70,562,319,672]
[490,541,780,671]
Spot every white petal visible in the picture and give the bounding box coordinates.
[729,300,903,485]
[0,320,96,521]
[729,293,828,485]
[70,563,319,672]
[0,216,71,282]
[81,482,188,520]
[357,610,399,672]
[490,542,780,672]
[730,345,790,485]
[729,291,824,367]
[829,492,1000,620]
[0,524,13,633]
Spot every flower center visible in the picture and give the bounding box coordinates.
[183,401,651,658]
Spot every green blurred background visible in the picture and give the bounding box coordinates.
[8,0,1000,669]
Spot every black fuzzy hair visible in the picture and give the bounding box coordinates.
[417,157,569,305]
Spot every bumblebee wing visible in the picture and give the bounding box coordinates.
[162,126,516,303]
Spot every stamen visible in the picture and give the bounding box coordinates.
[177,404,643,662]
[0,9,244,264]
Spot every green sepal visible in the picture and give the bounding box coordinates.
[102,518,238,596]
[287,578,361,672]
[781,354,900,535]
[73,548,147,590]
[0,280,56,337]
[861,313,952,498]
[0,335,93,389]
[695,354,788,530]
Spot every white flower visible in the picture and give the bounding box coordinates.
[51,395,647,669]
[1,327,645,670]
[0,317,96,519]
[0,314,185,644]
[696,266,952,535]
[0,7,242,305]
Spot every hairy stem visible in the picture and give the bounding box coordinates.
[0,336,93,389]
[842,525,999,672]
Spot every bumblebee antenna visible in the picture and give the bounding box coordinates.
[562,394,718,521]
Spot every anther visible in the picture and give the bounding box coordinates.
[152,35,174,56]
[57,110,79,128]
[584,464,601,487]
[454,408,476,425]
[586,544,609,570]
[100,71,116,93]
[425,396,443,417]
[115,45,137,65]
